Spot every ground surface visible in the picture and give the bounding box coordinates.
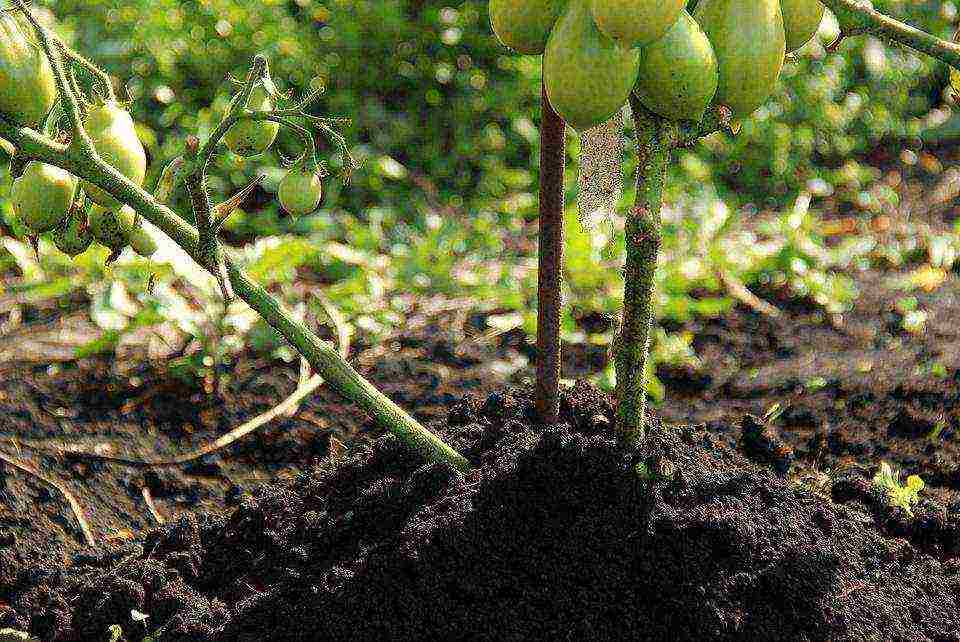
[3,384,960,641]
[3,263,960,563]
[3,142,960,638]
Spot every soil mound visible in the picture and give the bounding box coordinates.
[3,383,960,641]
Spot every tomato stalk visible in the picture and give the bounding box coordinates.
[535,79,566,425]
[3,1,471,474]
[614,95,668,445]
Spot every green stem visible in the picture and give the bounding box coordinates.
[819,0,960,67]
[0,119,471,473]
[62,44,116,101]
[616,99,668,446]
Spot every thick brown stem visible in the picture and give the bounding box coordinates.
[535,79,566,425]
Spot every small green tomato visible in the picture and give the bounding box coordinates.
[89,204,136,253]
[278,168,323,217]
[52,209,93,257]
[127,225,158,258]
[224,85,280,157]
[12,161,77,233]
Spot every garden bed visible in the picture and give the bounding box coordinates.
[2,383,959,640]
[3,244,960,639]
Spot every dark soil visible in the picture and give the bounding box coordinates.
[3,384,960,641]
[0,314,512,562]
[4,264,960,639]
[654,268,960,510]
[3,138,960,640]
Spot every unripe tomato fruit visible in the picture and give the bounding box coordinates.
[127,225,158,258]
[80,101,148,208]
[224,85,279,157]
[0,13,57,128]
[278,168,323,217]
[12,161,77,233]
[53,209,93,257]
[89,204,136,252]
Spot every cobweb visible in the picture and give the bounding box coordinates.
[576,106,625,231]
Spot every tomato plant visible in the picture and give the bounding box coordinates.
[489,0,960,441]
[0,0,471,476]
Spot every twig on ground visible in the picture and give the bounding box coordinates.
[1,296,351,467]
[717,270,782,318]
[140,486,165,525]
[6,373,326,468]
[0,451,95,546]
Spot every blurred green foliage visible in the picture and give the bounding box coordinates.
[32,0,955,234]
[1,0,959,397]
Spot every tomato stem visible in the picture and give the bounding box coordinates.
[535,79,565,426]
[1,16,471,473]
[616,96,669,445]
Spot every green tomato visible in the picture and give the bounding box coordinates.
[89,204,136,252]
[543,0,639,132]
[224,85,280,157]
[127,224,158,258]
[0,14,57,128]
[591,0,685,49]
[634,11,718,123]
[80,101,148,208]
[278,168,323,217]
[12,161,77,234]
[488,0,564,55]
[52,209,93,258]
[781,0,825,53]
[693,0,785,117]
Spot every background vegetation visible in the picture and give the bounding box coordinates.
[2,0,959,398]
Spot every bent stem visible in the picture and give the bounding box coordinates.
[616,98,668,446]
[5,3,469,473]
[535,79,566,425]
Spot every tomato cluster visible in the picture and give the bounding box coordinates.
[490,0,825,131]
[0,11,326,265]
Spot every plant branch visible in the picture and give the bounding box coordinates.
[820,0,960,68]
[616,96,669,446]
[10,1,94,154]
[535,79,565,425]
[61,43,116,101]
[183,136,234,301]
[0,117,470,474]
[194,55,269,174]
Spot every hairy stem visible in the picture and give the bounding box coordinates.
[820,0,960,67]
[616,99,668,446]
[535,79,565,425]
[0,119,470,473]
[62,44,116,101]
